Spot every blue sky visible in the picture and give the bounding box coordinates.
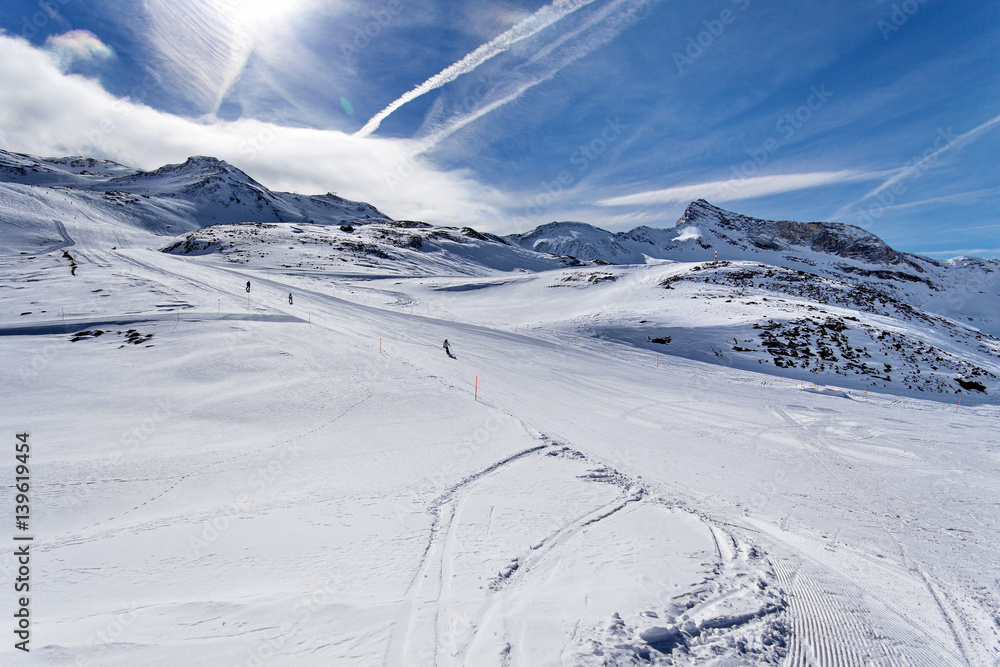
[0,0,997,257]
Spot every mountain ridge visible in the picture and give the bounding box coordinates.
[1,148,996,336]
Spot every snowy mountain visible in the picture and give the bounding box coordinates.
[509,200,1000,337]
[1,148,997,396]
[508,199,923,266]
[0,149,389,253]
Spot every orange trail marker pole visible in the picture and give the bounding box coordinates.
[379,337,382,354]
[475,376,478,402]
[656,354,659,368]
[956,395,961,412]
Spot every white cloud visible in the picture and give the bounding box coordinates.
[0,34,504,227]
[44,30,115,71]
[595,171,880,207]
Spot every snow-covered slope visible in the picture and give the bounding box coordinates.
[2,238,998,665]
[509,200,1000,336]
[0,151,390,254]
[0,148,136,186]
[385,262,1000,399]
[162,219,576,276]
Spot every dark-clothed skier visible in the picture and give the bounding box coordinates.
[246,281,251,293]
[288,293,293,305]
[443,339,451,356]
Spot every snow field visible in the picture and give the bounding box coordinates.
[1,242,998,665]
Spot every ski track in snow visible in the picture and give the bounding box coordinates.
[384,442,550,666]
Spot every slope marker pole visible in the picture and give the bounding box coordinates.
[956,395,961,413]
[379,337,382,354]
[475,376,478,402]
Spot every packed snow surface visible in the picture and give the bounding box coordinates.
[1,156,999,666]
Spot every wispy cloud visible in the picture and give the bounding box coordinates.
[417,0,656,152]
[44,30,115,71]
[832,113,1000,219]
[139,0,323,114]
[0,34,504,227]
[595,171,881,207]
[847,188,1000,216]
[354,0,604,138]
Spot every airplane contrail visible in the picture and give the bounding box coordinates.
[353,0,600,138]
[416,0,651,151]
[832,112,1000,219]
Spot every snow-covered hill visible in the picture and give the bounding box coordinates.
[509,200,1000,337]
[162,219,576,276]
[0,150,389,253]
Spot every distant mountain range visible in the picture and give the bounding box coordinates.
[2,148,997,396]
[1,148,996,336]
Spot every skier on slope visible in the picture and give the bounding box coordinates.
[246,281,251,293]
[288,293,293,305]
[443,339,451,356]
